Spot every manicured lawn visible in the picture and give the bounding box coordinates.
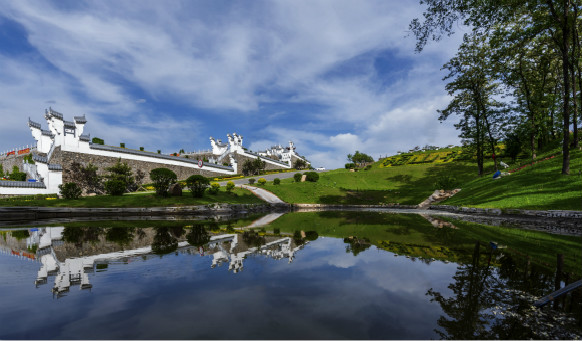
[443,149,582,211]
[262,161,485,205]
[0,187,263,207]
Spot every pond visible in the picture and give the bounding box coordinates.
[0,212,581,339]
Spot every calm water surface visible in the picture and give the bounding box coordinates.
[0,212,580,339]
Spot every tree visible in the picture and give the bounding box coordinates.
[185,174,209,198]
[91,137,104,145]
[104,158,135,194]
[293,159,307,169]
[347,151,374,167]
[504,132,522,162]
[410,0,582,174]
[64,161,102,194]
[149,168,177,197]
[186,225,210,247]
[226,181,235,193]
[242,156,266,176]
[438,33,505,174]
[59,182,82,199]
[151,227,178,255]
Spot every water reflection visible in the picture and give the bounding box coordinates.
[1,211,581,339]
[2,223,307,297]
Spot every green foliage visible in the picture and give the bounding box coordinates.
[248,178,256,184]
[242,157,266,176]
[347,151,374,167]
[105,158,134,193]
[0,164,3,177]
[293,173,302,182]
[434,175,459,190]
[149,168,177,197]
[92,137,104,145]
[104,179,126,196]
[157,150,161,154]
[65,162,101,194]
[273,178,281,185]
[186,174,210,198]
[120,142,125,148]
[226,181,235,193]
[345,163,355,169]
[504,132,522,162]
[10,166,26,181]
[208,182,220,194]
[23,154,35,164]
[139,147,144,151]
[293,159,307,169]
[59,182,82,199]
[304,172,319,182]
[186,225,210,247]
[257,178,266,185]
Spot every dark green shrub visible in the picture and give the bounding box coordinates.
[248,178,256,184]
[140,147,144,151]
[273,228,280,235]
[186,175,210,198]
[104,179,126,195]
[120,142,125,148]
[304,172,319,182]
[226,181,235,193]
[157,150,161,154]
[150,168,177,197]
[105,159,134,192]
[293,159,307,169]
[365,165,372,170]
[59,182,82,199]
[305,231,319,241]
[273,178,281,185]
[92,137,104,145]
[434,175,459,190]
[345,163,355,169]
[293,173,302,182]
[208,182,220,194]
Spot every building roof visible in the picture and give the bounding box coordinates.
[41,129,54,137]
[64,120,76,128]
[79,134,91,142]
[28,118,42,129]
[74,115,87,124]
[46,107,63,120]
[0,180,46,188]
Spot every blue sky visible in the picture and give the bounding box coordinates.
[0,1,464,168]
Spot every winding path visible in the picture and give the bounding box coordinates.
[238,185,286,204]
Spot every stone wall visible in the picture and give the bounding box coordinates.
[0,154,28,175]
[51,148,228,183]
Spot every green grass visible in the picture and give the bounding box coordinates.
[443,148,582,211]
[266,211,582,274]
[0,187,263,208]
[263,160,488,205]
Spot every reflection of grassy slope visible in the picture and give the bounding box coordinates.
[0,187,263,207]
[443,149,582,211]
[264,161,478,205]
[267,212,582,274]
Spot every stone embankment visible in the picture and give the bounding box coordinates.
[0,203,290,222]
[418,189,461,208]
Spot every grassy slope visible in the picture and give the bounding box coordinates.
[0,187,263,207]
[443,148,582,211]
[263,147,580,210]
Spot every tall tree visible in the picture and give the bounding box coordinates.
[438,33,504,174]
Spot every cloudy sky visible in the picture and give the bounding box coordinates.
[0,1,465,168]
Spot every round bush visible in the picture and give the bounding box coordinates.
[248,178,256,184]
[185,175,210,198]
[226,181,235,193]
[59,182,82,199]
[208,182,220,194]
[273,178,281,185]
[293,173,302,182]
[258,178,267,185]
[305,172,319,182]
[149,167,177,197]
[104,179,126,195]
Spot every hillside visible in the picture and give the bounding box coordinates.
[264,145,581,210]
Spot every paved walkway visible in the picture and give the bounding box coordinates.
[238,185,286,204]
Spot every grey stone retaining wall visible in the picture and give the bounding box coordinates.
[431,205,582,220]
[52,148,225,183]
[0,154,28,174]
[0,203,290,222]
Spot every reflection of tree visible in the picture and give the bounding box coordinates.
[243,230,265,247]
[186,225,210,247]
[105,227,135,247]
[427,242,582,339]
[62,227,104,246]
[343,236,371,256]
[151,227,178,255]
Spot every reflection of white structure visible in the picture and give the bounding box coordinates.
[24,226,306,296]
